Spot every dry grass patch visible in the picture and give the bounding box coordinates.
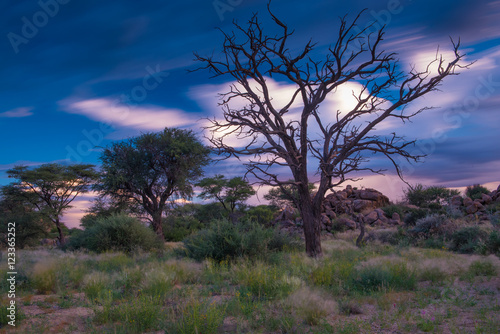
[286,287,338,325]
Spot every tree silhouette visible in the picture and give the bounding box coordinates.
[194,5,470,257]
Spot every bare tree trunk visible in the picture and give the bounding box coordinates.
[151,212,165,241]
[55,219,65,246]
[298,188,323,258]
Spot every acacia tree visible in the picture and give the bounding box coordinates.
[197,174,256,213]
[194,6,469,257]
[6,163,98,245]
[97,128,210,239]
[0,184,51,248]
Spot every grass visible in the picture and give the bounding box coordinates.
[3,239,500,333]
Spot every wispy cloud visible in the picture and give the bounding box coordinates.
[0,107,33,118]
[62,98,200,131]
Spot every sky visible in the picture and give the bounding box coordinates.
[1,0,499,228]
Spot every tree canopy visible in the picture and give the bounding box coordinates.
[97,127,210,239]
[6,163,97,245]
[197,174,256,213]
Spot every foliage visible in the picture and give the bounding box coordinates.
[264,181,316,209]
[349,262,417,293]
[80,195,141,229]
[244,205,277,226]
[97,127,210,238]
[67,214,164,253]
[405,184,460,209]
[381,204,406,220]
[466,260,497,277]
[409,214,456,240]
[175,298,226,334]
[197,175,255,213]
[404,208,429,226]
[181,219,302,262]
[5,163,97,244]
[0,185,50,248]
[465,184,490,200]
[449,226,489,254]
[162,215,203,242]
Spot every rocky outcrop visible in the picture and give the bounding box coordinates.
[450,184,500,220]
[323,186,389,215]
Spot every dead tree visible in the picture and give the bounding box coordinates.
[193,5,470,258]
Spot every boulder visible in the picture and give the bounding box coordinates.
[337,217,357,230]
[353,199,374,212]
[450,195,463,207]
[364,210,380,225]
[392,212,401,222]
[466,201,484,214]
[463,197,474,207]
[321,213,331,227]
[481,193,492,205]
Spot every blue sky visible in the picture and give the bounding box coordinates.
[1,0,499,227]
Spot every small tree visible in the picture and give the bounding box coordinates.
[264,181,316,209]
[97,128,210,239]
[405,184,460,209]
[465,184,490,200]
[6,163,97,245]
[194,6,469,257]
[0,184,51,248]
[197,174,256,213]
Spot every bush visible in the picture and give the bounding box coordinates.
[349,262,416,293]
[465,184,490,200]
[381,204,406,220]
[182,219,302,262]
[162,216,203,242]
[244,205,276,226]
[67,214,164,253]
[405,184,459,209]
[409,214,456,240]
[404,208,429,226]
[449,226,488,254]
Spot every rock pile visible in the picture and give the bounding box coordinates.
[450,184,500,220]
[273,185,395,235]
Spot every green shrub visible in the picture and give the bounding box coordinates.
[449,226,488,254]
[182,219,302,262]
[163,215,203,242]
[465,184,490,200]
[67,214,164,254]
[244,205,276,226]
[381,204,406,220]
[404,208,429,226]
[467,260,497,277]
[405,184,459,209]
[349,262,416,293]
[410,214,456,240]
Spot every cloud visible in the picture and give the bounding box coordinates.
[0,107,33,118]
[62,98,200,131]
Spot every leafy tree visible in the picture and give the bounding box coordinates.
[197,174,256,213]
[264,181,316,209]
[97,128,210,239]
[0,184,50,248]
[405,184,460,209]
[465,184,490,200]
[80,195,141,229]
[194,6,468,257]
[6,163,97,245]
